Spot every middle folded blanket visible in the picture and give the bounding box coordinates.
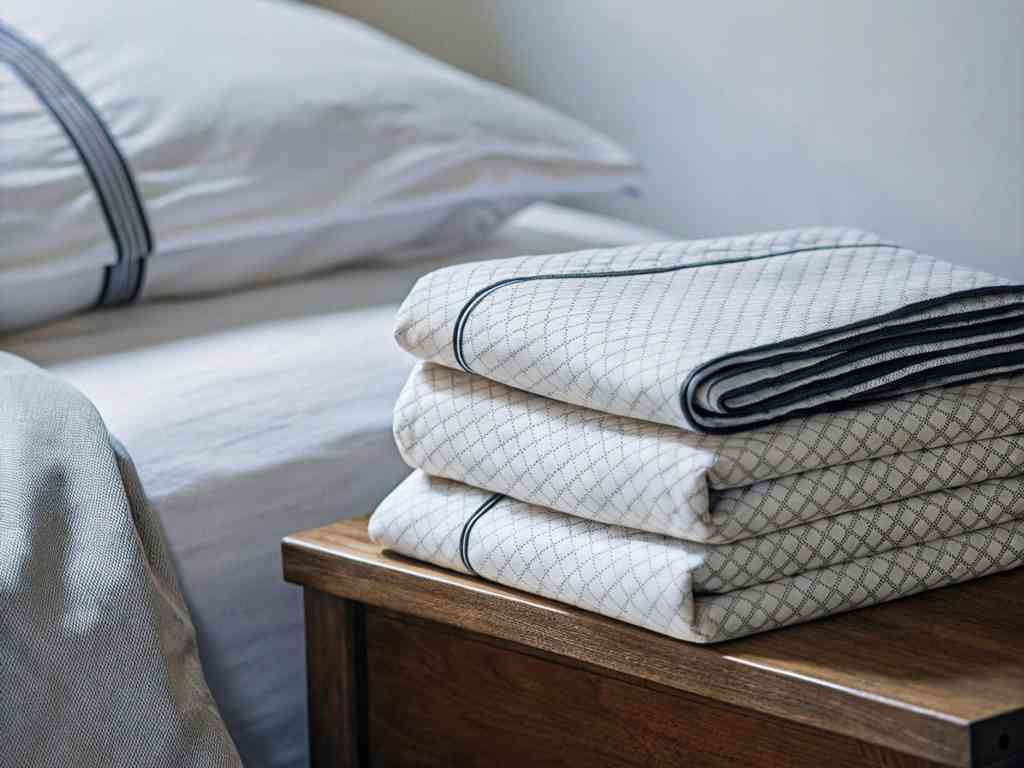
[396,363,1024,542]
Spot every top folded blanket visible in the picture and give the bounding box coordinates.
[395,227,1024,433]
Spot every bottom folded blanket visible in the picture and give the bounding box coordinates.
[369,471,1024,643]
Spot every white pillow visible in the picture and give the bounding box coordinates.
[0,0,640,330]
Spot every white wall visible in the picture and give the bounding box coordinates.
[318,0,1024,278]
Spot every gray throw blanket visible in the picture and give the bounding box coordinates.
[0,354,240,767]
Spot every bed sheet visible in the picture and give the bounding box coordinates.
[2,203,666,768]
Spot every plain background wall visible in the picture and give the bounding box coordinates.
[314,0,1023,278]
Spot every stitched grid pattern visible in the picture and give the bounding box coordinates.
[369,473,700,636]
[712,435,1024,541]
[396,363,1024,541]
[394,363,712,539]
[695,520,1024,642]
[695,477,1024,592]
[383,228,1024,643]
[394,227,1015,430]
[369,472,1024,643]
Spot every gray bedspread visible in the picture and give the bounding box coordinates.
[0,353,240,767]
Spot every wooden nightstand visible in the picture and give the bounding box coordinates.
[283,517,1024,768]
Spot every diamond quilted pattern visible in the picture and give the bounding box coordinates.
[395,363,1024,541]
[695,523,1024,641]
[695,476,1024,591]
[395,228,1021,432]
[369,472,1024,643]
[377,230,1024,644]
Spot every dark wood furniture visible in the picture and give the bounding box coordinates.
[283,517,1024,768]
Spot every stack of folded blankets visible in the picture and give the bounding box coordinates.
[369,228,1024,642]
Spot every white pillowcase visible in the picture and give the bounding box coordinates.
[0,0,640,330]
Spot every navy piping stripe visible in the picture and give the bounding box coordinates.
[5,44,143,257]
[712,307,1024,411]
[0,20,152,305]
[451,241,896,373]
[448,241,1024,434]
[0,29,149,278]
[459,494,503,577]
[680,283,1024,433]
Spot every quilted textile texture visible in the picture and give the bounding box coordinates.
[376,228,1024,643]
[395,363,1024,541]
[370,473,1024,643]
[0,353,240,768]
[394,227,1024,433]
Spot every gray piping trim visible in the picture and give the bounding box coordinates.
[0,20,152,305]
[459,494,504,577]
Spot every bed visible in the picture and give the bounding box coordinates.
[3,203,667,768]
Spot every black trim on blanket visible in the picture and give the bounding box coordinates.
[681,284,1024,432]
[0,20,152,306]
[448,236,1024,434]
[451,241,895,372]
[702,305,1024,414]
[459,494,503,577]
[704,302,1024,411]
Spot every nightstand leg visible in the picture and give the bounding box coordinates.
[304,589,367,767]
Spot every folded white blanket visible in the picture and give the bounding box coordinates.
[397,363,1024,541]
[382,229,1024,641]
[370,472,1024,642]
[395,228,1023,433]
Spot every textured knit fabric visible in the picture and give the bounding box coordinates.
[0,353,240,768]
[370,472,1024,643]
[394,228,1024,433]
